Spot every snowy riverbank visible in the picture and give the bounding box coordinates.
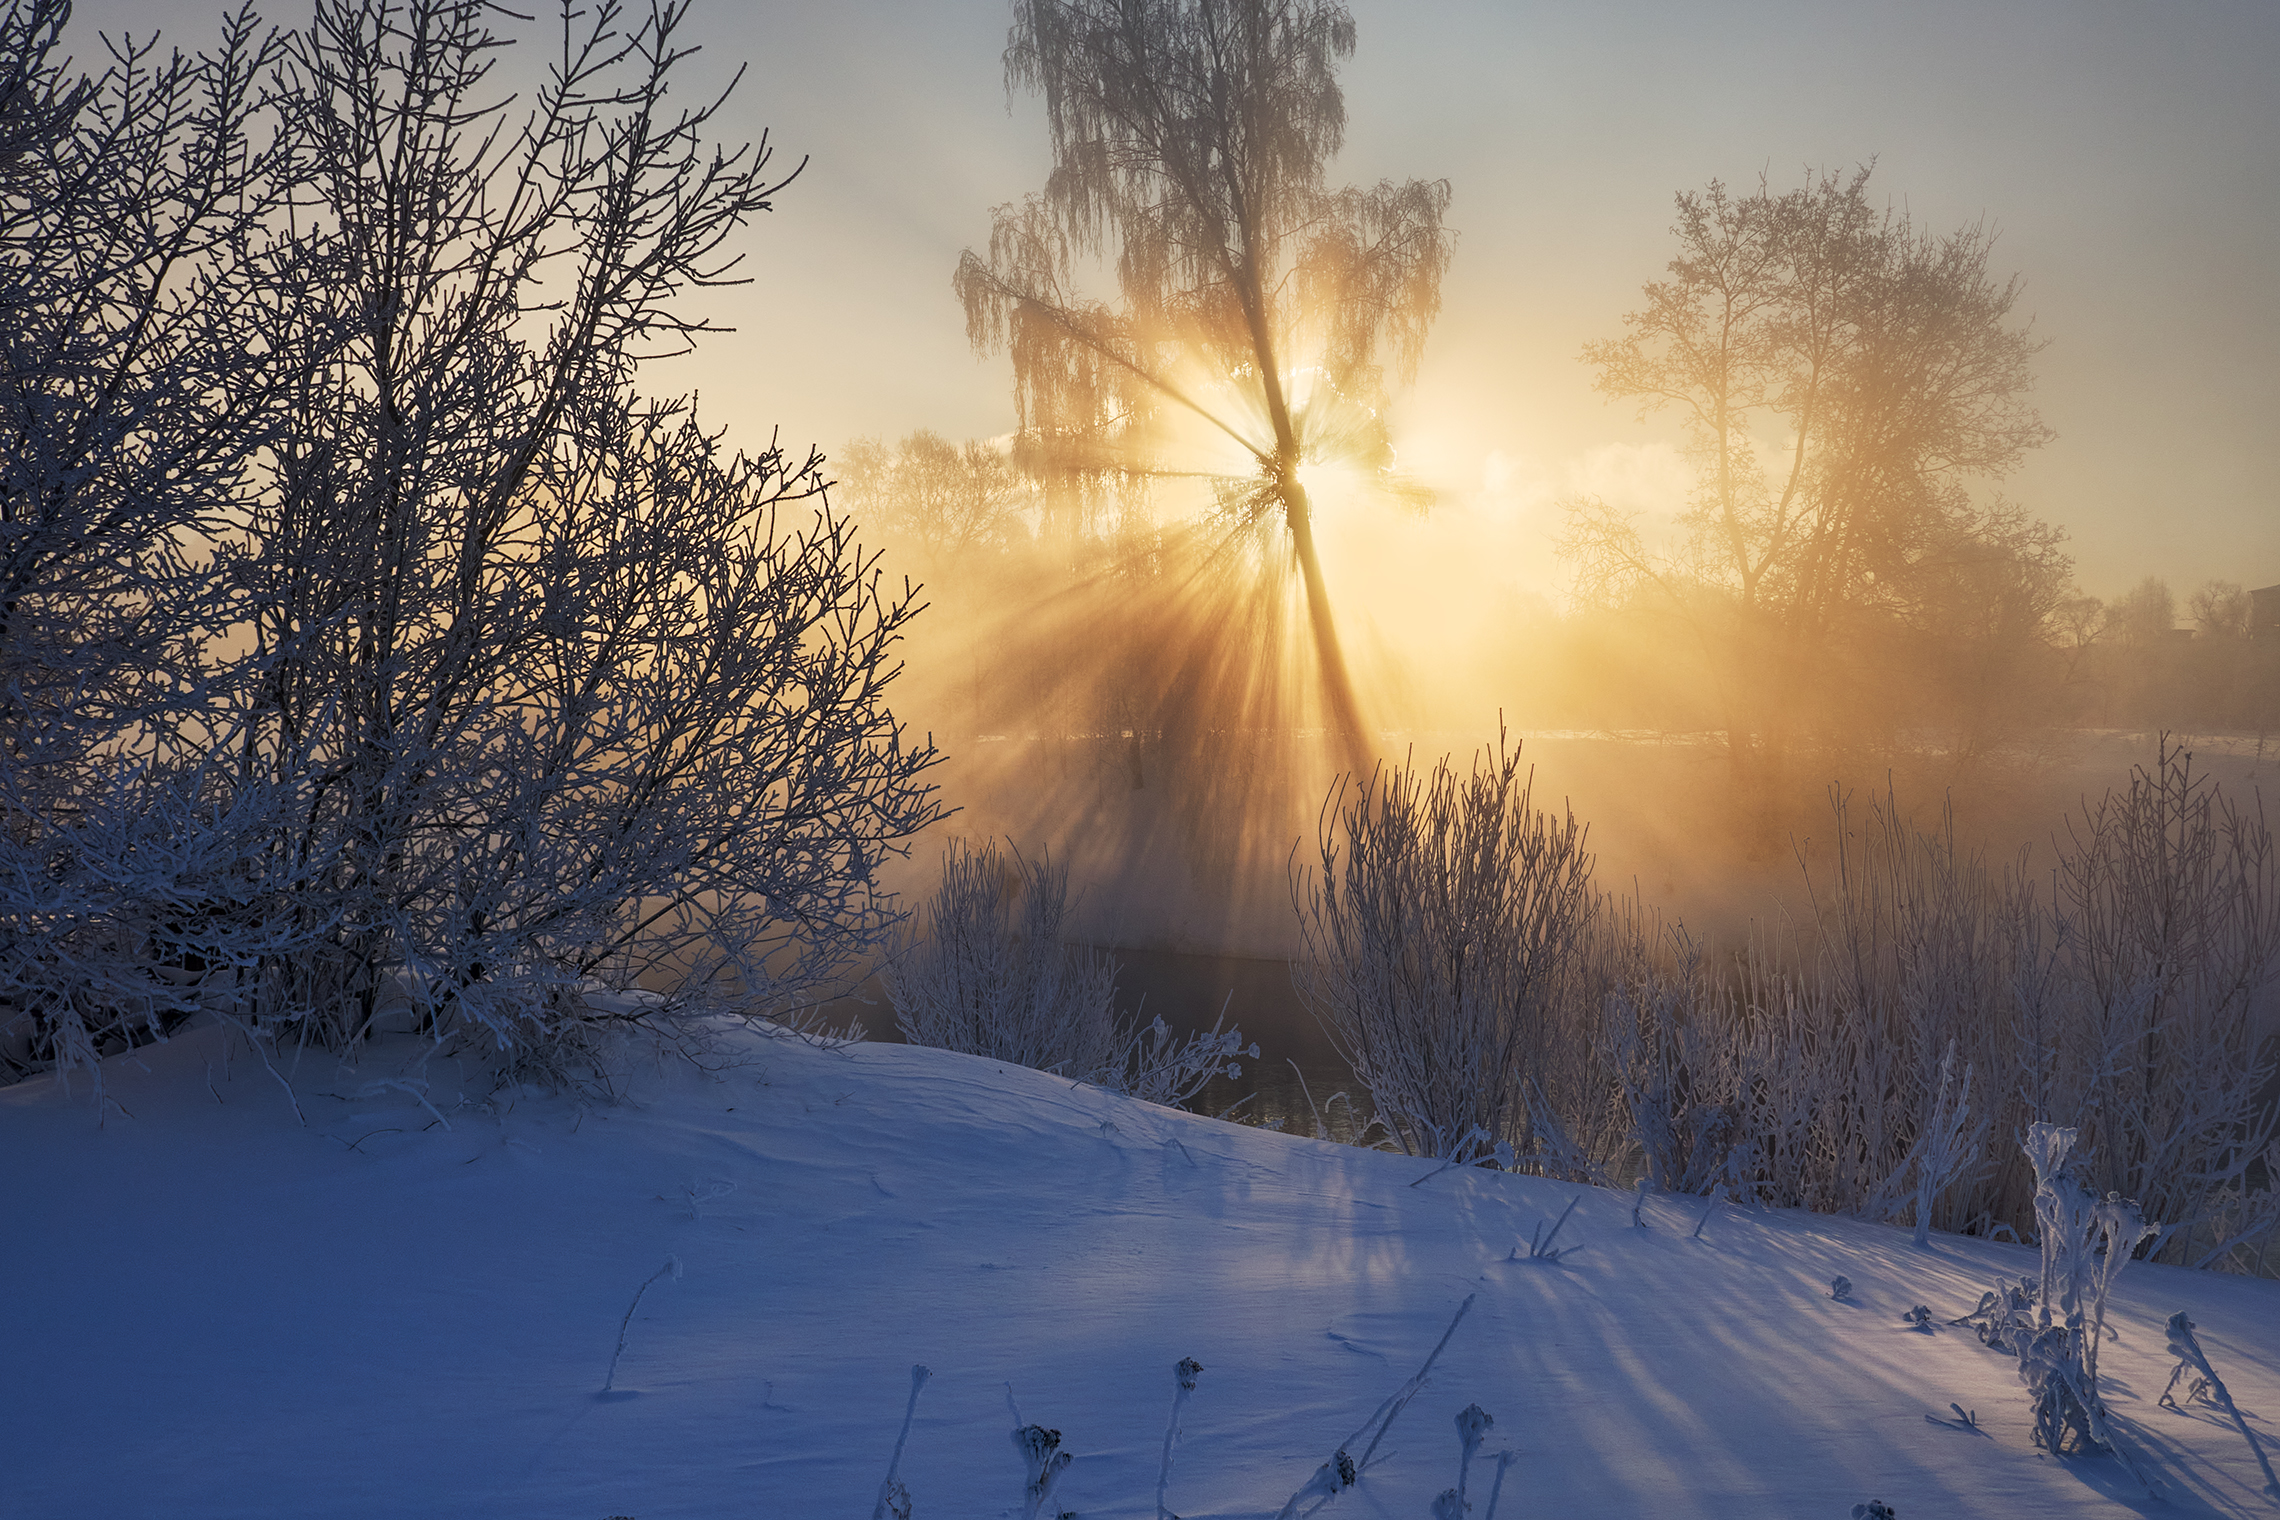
[6,1020,2278,1518]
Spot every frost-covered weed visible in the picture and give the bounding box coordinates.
[1011,1422,1072,1520]
[1951,1277,2037,1351]
[871,1365,930,1520]
[1155,1357,1202,1519]
[2159,1312,2280,1499]
[2003,1124,2156,1479]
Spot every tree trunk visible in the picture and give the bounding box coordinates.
[1284,477,1372,773]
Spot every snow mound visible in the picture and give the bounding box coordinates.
[5,1021,2278,1518]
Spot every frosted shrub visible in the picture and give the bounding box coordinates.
[2050,744,2280,1266]
[1294,738,1598,1160]
[888,840,1249,1101]
[888,840,1121,1078]
[1586,746,2280,1269]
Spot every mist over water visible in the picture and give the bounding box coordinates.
[901,721,2275,962]
[859,701,2279,1140]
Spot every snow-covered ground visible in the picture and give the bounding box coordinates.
[6,1020,2278,1519]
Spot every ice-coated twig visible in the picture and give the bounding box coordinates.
[872,1364,931,1520]
[1454,1403,1493,1505]
[354,1077,451,1131]
[1355,1294,1475,1473]
[602,1256,681,1392]
[1482,1449,1515,1520]
[1289,1058,1331,1141]
[2163,1312,2280,1499]
[1272,1295,1477,1519]
[1157,1357,1202,1519]
[215,1010,306,1126]
[1409,1128,1512,1186]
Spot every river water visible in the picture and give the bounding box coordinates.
[815,945,1382,1146]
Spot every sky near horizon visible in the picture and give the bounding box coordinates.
[77,0,2280,606]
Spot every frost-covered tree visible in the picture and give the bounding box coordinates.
[835,431,1032,569]
[0,0,327,1093]
[232,0,945,1056]
[2,0,944,1093]
[2187,578,2251,641]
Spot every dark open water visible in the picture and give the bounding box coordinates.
[816,946,1379,1146]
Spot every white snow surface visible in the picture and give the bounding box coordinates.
[6,1019,2280,1519]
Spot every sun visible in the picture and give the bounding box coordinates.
[1295,456,1367,511]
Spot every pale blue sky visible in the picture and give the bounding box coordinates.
[78,0,2280,603]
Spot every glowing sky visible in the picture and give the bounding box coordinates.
[80,0,2280,603]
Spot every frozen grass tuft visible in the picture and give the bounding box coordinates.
[1924,1403,1984,1436]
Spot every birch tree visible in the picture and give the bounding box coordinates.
[953,0,1451,756]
